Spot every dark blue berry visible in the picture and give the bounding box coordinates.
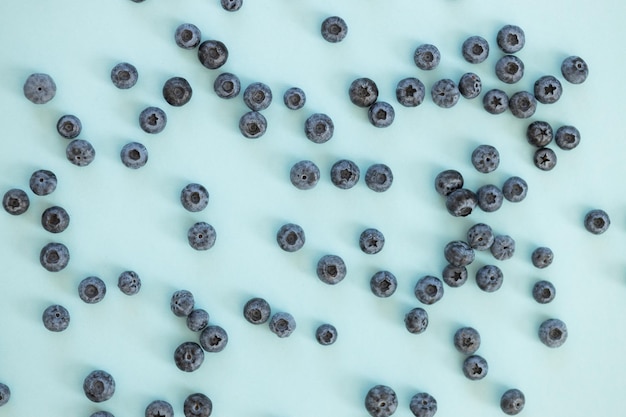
[584,209,610,234]
[139,106,167,134]
[163,77,192,106]
[477,184,504,212]
[471,144,499,173]
[404,307,428,334]
[198,40,228,69]
[462,35,489,64]
[434,169,463,196]
[221,0,242,11]
[396,77,425,107]
[118,270,141,295]
[496,25,525,53]
[120,142,148,169]
[269,312,296,338]
[365,164,393,192]
[364,385,398,417]
[495,55,524,84]
[370,270,397,298]
[243,297,271,324]
[42,304,70,331]
[78,276,106,304]
[445,188,478,217]
[175,23,201,49]
[509,91,537,118]
[526,121,553,147]
[56,114,82,139]
[145,400,174,417]
[214,72,241,99]
[23,73,56,104]
[181,183,209,212]
[174,341,205,372]
[110,62,138,89]
[321,16,348,43]
[458,72,482,99]
[188,222,217,251]
[30,169,57,196]
[315,323,338,345]
[475,264,503,292]
[483,89,508,114]
[561,56,588,84]
[66,139,95,166]
[239,111,267,139]
[331,159,359,189]
[463,354,488,380]
[500,388,525,415]
[184,393,213,417]
[538,318,567,348]
[0,383,10,406]
[555,125,580,150]
[534,75,562,104]
[171,290,195,317]
[199,325,228,352]
[360,228,385,254]
[283,87,306,110]
[83,370,115,402]
[454,326,481,355]
[431,79,460,108]
[90,412,114,417]
[442,264,468,287]
[316,254,347,285]
[243,82,272,111]
[534,147,557,171]
[349,78,378,108]
[186,308,209,332]
[490,235,515,260]
[502,176,528,202]
[290,160,320,190]
[531,247,554,268]
[3,188,30,215]
[304,113,334,143]
[414,275,444,305]
[276,223,305,252]
[414,44,440,70]
[368,101,395,127]
[409,392,437,417]
[466,223,494,251]
[532,280,556,304]
[444,241,475,267]
[40,242,70,272]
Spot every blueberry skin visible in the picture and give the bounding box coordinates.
[171,290,195,317]
[396,77,425,107]
[458,72,482,99]
[538,318,568,348]
[30,169,57,196]
[163,76,193,107]
[414,44,441,70]
[349,78,379,108]
[471,144,499,173]
[83,370,115,402]
[526,121,553,147]
[186,309,209,332]
[56,114,82,139]
[500,388,525,415]
[66,139,96,167]
[110,62,138,89]
[90,412,114,417]
[214,72,241,99]
[78,276,107,304]
[475,264,503,292]
[315,323,338,345]
[175,23,201,49]
[331,159,360,189]
[368,101,395,128]
[453,326,481,355]
[477,184,504,212]
[466,223,494,251]
[502,176,528,202]
[461,35,489,64]
[23,73,56,104]
[42,304,70,331]
[442,264,468,287]
[434,169,463,197]
[370,270,397,298]
[269,312,296,338]
[276,223,305,252]
[462,354,488,380]
[198,40,229,69]
[243,82,273,111]
[364,385,398,417]
[181,183,209,212]
[239,111,267,139]
[304,113,334,143]
[584,209,610,234]
[145,400,174,417]
[531,247,554,268]
[365,164,393,192]
[444,241,475,267]
[490,235,515,261]
[199,325,228,352]
[561,56,588,84]
[221,0,243,11]
[120,141,148,169]
[184,392,213,417]
[187,222,217,251]
[316,254,347,285]
[482,89,508,114]
[509,91,537,119]
[534,147,557,171]
[321,16,348,43]
[532,280,556,304]
[243,297,271,324]
[40,242,70,272]
[3,188,30,215]
[404,307,428,334]
[495,55,524,84]
[431,79,460,108]
[414,275,444,305]
[409,392,437,417]
[138,106,167,134]
[534,75,562,104]
[496,24,525,53]
[0,383,10,406]
[445,188,478,217]
[174,341,205,372]
[283,87,306,110]
[555,125,581,150]
[290,160,320,190]
[118,270,141,295]
[359,228,385,254]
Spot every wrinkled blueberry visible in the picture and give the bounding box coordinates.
[458,72,482,99]
[531,247,554,268]
[471,144,499,173]
[186,309,209,332]
[221,0,243,11]
[409,392,437,417]
[490,235,515,260]
[466,223,494,251]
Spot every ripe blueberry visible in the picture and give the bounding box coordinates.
[56,114,82,139]
[331,159,360,189]
[431,79,460,108]
[276,223,305,252]
[531,247,554,269]
[561,56,588,84]
[198,40,228,69]
[364,385,398,417]
[23,73,56,104]
[83,370,115,402]
[509,91,537,119]
[269,312,296,338]
[495,55,524,84]
[145,400,174,417]
[477,184,504,212]
[221,0,243,11]
[490,235,515,260]
[163,77,193,107]
[458,72,482,99]
[471,144,499,173]
[138,106,167,134]
[533,147,557,171]
[500,388,525,415]
[290,160,320,190]
[414,44,440,70]
[243,82,272,111]
[370,270,397,298]
[174,23,201,49]
[180,183,209,212]
[283,87,306,110]
[174,341,205,372]
[453,326,481,355]
[214,72,241,99]
[462,354,488,380]
[414,275,444,305]
[482,89,508,114]
[368,101,395,128]
[120,142,148,169]
[171,290,195,317]
[315,323,338,345]
[187,222,217,251]
[40,242,70,272]
[316,254,347,285]
[118,270,141,295]
[434,169,463,196]
[66,139,96,167]
[584,209,610,234]
[502,176,528,202]
[538,318,568,348]
[445,188,478,217]
[30,169,57,196]
[444,241,475,267]
[404,307,429,334]
[199,325,228,352]
[555,125,581,150]
[396,77,425,107]
[534,75,562,104]
[78,276,107,304]
[409,392,437,417]
[304,113,334,143]
[475,264,503,292]
[349,78,378,108]
[239,111,267,139]
[3,188,30,215]
[442,264,468,287]
[42,304,70,332]
[184,392,213,417]
[110,62,138,89]
[496,24,525,53]
[532,280,556,304]
[365,163,393,192]
[462,35,489,64]
[527,121,553,147]
[466,223,494,251]
[186,309,209,332]
[321,16,348,43]
[243,297,271,324]
[360,228,385,254]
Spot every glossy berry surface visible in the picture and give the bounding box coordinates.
[495,55,524,84]
[243,82,272,111]
[370,270,397,298]
[431,79,460,108]
[174,341,205,371]
[359,228,385,254]
[198,40,228,69]
[268,312,296,338]
[526,121,553,147]
[118,270,141,295]
[304,113,334,143]
[463,354,488,380]
[42,304,70,332]
[330,159,360,189]
[316,254,347,285]
[532,280,556,304]
[3,188,30,215]
[584,209,610,234]
[276,223,305,252]
[365,163,393,192]
[321,16,348,43]
[414,44,440,70]
[174,23,201,49]
[414,275,444,305]
[120,142,148,169]
[496,24,525,53]
[490,235,515,260]
[184,392,213,417]
[454,326,481,355]
[66,139,96,167]
[444,241,475,267]
[110,62,138,89]
[187,222,217,251]
[500,388,525,415]
[555,125,581,150]
[199,325,229,352]
[462,35,489,63]
[30,169,57,196]
[368,101,395,127]
[138,106,167,134]
[561,55,588,84]
[40,242,70,272]
[533,147,557,171]
[445,188,478,217]
[434,170,463,196]
[56,114,82,139]
[315,323,338,345]
[290,160,320,190]
[78,276,107,304]
[538,318,568,348]
[23,73,56,104]
[83,370,115,402]
[364,385,398,417]
[163,76,193,106]
[180,183,209,212]
[409,392,437,417]
[475,264,503,292]
[214,72,241,99]
[243,297,271,324]
[349,78,378,107]
[396,77,425,107]
[404,307,429,334]
[171,290,195,317]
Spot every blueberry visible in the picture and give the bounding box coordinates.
[532,280,556,304]
[171,290,195,317]
[276,223,305,252]
[461,35,489,64]
[561,56,588,84]
[431,79,460,108]
[368,101,395,128]
[269,312,296,338]
[174,23,201,49]
[42,304,70,332]
[534,75,562,104]
[243,297,271,324]
[118,270,141,296]
[83,370,115,402]
[0,383,10,406]
[78,276,107,304]
[458,72,482,99]
[533,147,557,171]
[490,235,515,260]
[66,139,96,167]
[538,318,568,348]
[316,254,347,285]
[471,144,499,173]
[502,176,528,203]
[359,228,385,255]
[444,241,475,267]
[475,264,503,292]
[283,87,306,110]
[243,82,273,111]
[110,62,138,89]
[331,159,360,189]
[365,163,393,192]
[404,307,429,334]
[462,354,488,380]
[453,326,481,355]
[414,44,441,70]
[445,188,478,217]
[180,183,209,212]
[139,106,167,135]
[482,89,509,114]
[409,392,437,417]
[145,400,174,417]
[370,270,397,298]
[119,141,148,169]
[509,91,537,119]
[30,169,57,197]
[364,385,398,417]
[442,264,468,287]
[186,308,209,332]
[239,111,267,139]
[495,55,524,84]
[174,341,205,372]
[414,275,444,305]
[321,16,348,43]
[213,72,241,99]
[198,40,229,69]
[188,222,217,251]
[315,323,338,345]
[304,113,334,143]
[349,78,379,108]
[555,125,581,150]
[466,223,495,251]
[90,412,114,417]
[396,77,425,107]
[3,188,30,215]
[184,393,213,417]
[290,160,320,190]
[526,121,553,147]
[23,73,56,104]
[434,169,463,197]
[56,114,82,139]
[163,77,193,106]
[199,325,228,352]
[531,247,554,269]
[221,0,243,11]
[476,184,504,212]
[40,242,70,272]
[496,24,525,53]
[584,209,610,234]
[500,388,525,415]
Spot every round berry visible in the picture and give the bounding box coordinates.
[370,270,397,298]
[56,114,82,139]
[414,44,440,70]
[42,304,70,332]
[184,393,213,417]
[198,40,228,69]
[584,209,610,234]
[66,139,96,167]
[531,247,554,268]
[500,388,525,415]
[483,89,508,114]
[454,326,481,355]
[304,113,334,143]
[526,121,553,147]
[290,160,320,190]
[110,62,138,89]
[174,23,201,49]
[509,91,537,119]
[276,223,305,252]
[30,169,57,196]
[532,280,556,304]
[462,35,489,64]
[434,169,463,197]
[283,87,306,110]
[243,82,272,111]
[359,228,385,254]
[78,276,107,304]
[187,222,217,251]
[561,56,588,84]
[316,254,347,285]
[186,309,209,332]
[40,242,70,272]
[315,323,338,345]
[490,235,515,261]
[3,188,30,215]
[534,75,562,104]
[83,370,115,402]
[502,176,528,202]
[445,188,478,217]
[120,142,148,169]
[555,125,581,150]
[368,101,395,128]
[268,312,296,338]
[444,241,475,267]
[199,325,228,353]
[239,111,267,139]
[139,106,167,134]
[404,307,429,334]
[431,78,460,108]
[171,290,195,317]
[118,270,141,296]
[495,55,524,84]
[466,223,494,251]
[365,163,393,192]
[534,147,557,171]
[364,385,398,417]
[23,73,56,104]
[163,76,193,107]
[471,144,499,173]
[414,275,444,305]
[538,318,568,348]
[409,392,437,417]
[330,159,360,189]
[180,183,209,212]
[243,297,271,325]
[475,264,503,292]
[174,341,205,372]
[496,24,525,53]
[442,264,468,287]
[321,16,348,43]
[396,77,425,107]
[458,72,482,99]
[214,72,241,99]
[462,354,488,380]
[349,78,378,108]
